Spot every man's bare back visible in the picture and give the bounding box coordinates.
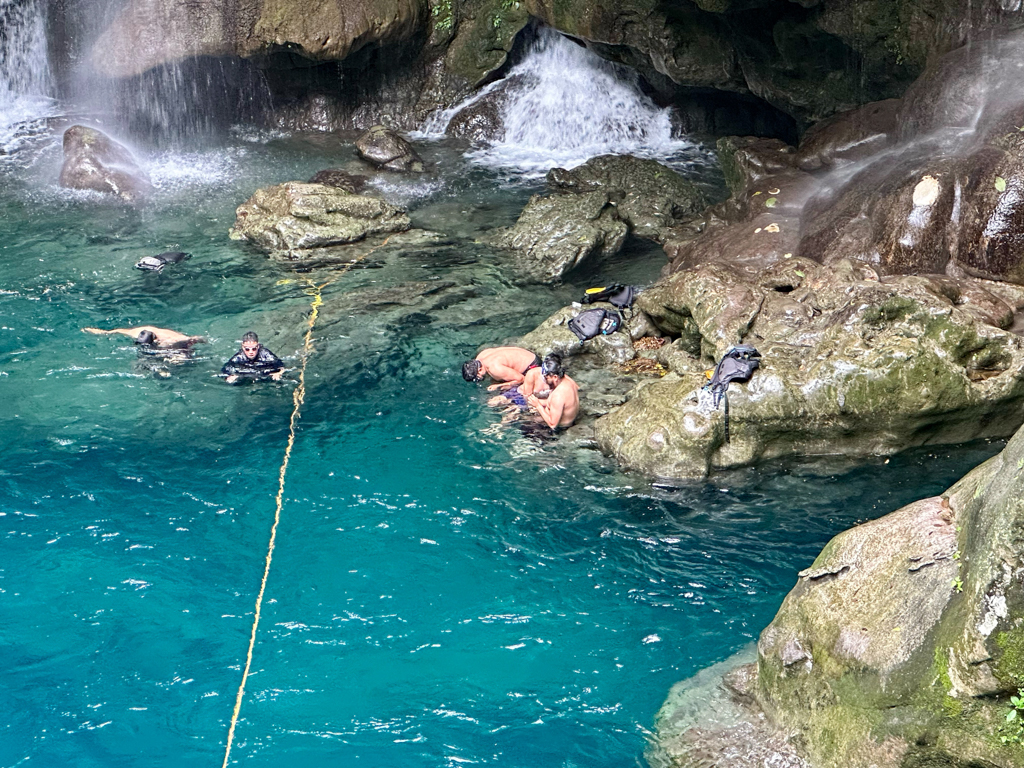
[463,346,540,391]
[83,325,206,348]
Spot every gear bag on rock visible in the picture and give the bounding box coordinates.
[703,345,761,442]
[568,307,623,342]
[580,284,637,310]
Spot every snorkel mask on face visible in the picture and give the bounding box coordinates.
[541,355,564,378]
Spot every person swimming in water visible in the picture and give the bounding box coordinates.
[84,325,206,350]
[84,324,207,371]
[221,331,285,384]
[462,346,541,391]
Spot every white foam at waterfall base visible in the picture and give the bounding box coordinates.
[427,28,698,176]
[0,0,57,154]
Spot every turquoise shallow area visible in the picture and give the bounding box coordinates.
[0,130,1003,767]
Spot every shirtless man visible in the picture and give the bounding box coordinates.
[527,354,579,429]
[84,325,206,376]
[462,346,541,391]
[83,325,206,349]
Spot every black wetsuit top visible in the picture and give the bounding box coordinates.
[221,345,284,379]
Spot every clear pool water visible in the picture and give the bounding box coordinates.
[0,128,1003,768]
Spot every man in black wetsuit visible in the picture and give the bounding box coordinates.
[221,331,285,384]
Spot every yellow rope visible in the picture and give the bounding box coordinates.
[221,237,390,768]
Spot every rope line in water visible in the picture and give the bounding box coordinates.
[221,238,390,768]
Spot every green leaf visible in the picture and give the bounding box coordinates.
[765,197,777,207]
[1008,709,1018,722]
[794,270,805,278]
[996,176,1007,192]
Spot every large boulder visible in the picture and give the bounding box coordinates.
[490,190,629,283]
[655,424,1024,767]
[355,125,424,173]
[229,182,411,257]
[546,155,707,242]
[754,424,1024,767]
[58,125,152,203]
[493,154,706,282]
[594,257,1024,480]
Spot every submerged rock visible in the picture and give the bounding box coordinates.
[355,125,424,173]
[58,125,152,203]
[306,169,369,194]
[229,182,411,257]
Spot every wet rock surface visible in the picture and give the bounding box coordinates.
[490,190,629,284]
[492,154,706,282]
[355,125,425,173]
[654,426,1024,768]
[306,169,369,193]
[58,125,152,203]
[592,256,1024,480]
[228,182,411,257]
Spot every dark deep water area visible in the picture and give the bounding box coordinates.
[0,128,1006,767]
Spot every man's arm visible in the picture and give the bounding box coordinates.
[483,362,525,390]
[83,327,135,337]
[528,389,565,428]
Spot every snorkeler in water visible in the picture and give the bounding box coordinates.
[221,331,285,384]
[84,325,207,350]
[83,325,207,377]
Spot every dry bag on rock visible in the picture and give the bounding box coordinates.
[568,307,623,342]
[703,345,761,442]
[580,284,637,310]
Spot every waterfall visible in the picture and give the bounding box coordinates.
[0,0,55,153]
[423,28,697,175]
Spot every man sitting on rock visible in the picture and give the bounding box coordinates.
[462,346,541,391]
[221,331,285,384]
[527,354,579,430]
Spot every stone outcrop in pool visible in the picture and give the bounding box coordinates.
[652,419,1024,768]
[513,30,1024,481]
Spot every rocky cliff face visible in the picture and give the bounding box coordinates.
[68,0,1024,134]
[655,423,1024,768]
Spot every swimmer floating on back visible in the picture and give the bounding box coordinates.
[462,346,541,391]
[221,331,284,384]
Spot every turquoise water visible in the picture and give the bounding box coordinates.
[0,129,1003,767]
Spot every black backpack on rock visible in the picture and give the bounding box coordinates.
[703,345,761,442]
[581,284,637,310]
[568,307,623,342]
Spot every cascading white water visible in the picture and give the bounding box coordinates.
[0,0,55,153]
[424,28,698,175]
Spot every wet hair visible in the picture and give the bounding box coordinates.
[242,331,259,344]
[541,354,564,378]
[462,359,482,382]
[136,330,156,345]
